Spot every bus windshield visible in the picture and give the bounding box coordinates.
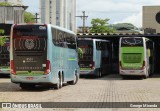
[121,38,143,47]
[13,25,47,37]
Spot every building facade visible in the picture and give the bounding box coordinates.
[0,0,23,6]
[143,6,160,33]
[40,0,76,32]
[0,6,27,24]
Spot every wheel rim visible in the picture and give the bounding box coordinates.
[60,75,62,88]
[57,77,60,88]
[73,74,77,83]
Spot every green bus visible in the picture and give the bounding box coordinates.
[119,37,154,79]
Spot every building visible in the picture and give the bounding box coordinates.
[40,0,76,32]
[143,6,160,33]
[0,6,28,24]
[0,0,23,6]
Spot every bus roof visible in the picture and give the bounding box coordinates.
[120,37,152,41]
[120,37,145,39]
[12,23,76,36]
[78,38,110,42]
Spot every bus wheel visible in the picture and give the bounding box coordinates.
[20,83,35,90]
[54,74,63,90]
[143,75,147,79]
[121,75,125,80]
[143,70,149,79]
[98,69,102,77]
[143,73,148,79]
[68,73,79,85]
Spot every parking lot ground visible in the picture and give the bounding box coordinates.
[0,74,160,111]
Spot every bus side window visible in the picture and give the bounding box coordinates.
[52,28,58,46]
[96,41,102,50]
[62,33,68,48]
[67,35,76,49]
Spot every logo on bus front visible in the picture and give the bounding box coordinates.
[25,39,35,50]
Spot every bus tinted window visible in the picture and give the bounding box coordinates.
[52,28,76,49]
[0,37,10,66]
[13,25,47,51]
[121,38,143,47]
[13,25,47,37]
[78,40,93,55]
[96,41,108,50]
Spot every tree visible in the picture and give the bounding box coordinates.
[0,2,12,6]
[24,11,35,23]
[108,23,141,33]
[111,23,138,30]
[0,29,8,46]
[90,18,115,33]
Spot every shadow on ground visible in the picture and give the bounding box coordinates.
[80,73,160,80]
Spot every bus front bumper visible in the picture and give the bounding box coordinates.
[120,69,146,76]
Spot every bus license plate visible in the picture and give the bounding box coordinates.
[26,77,33,80]
[130,71,135,73]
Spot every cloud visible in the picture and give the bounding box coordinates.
[23,0,39,13]
[22,0,160,27]
[77,0,160,27]
[113,12,142,27]
[77,0,140,13]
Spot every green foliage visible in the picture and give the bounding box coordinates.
[0,30,8,46]
[0,29,4,35]
[24,11,36,23]
[0,2,12,6]
[90,18,115,33]
[78,48,83,59]
[111,23,138,30]
[0,37,8,46]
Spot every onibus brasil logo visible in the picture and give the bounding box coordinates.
[2,103,42,109]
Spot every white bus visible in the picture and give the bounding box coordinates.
[78,38,111,77]
[10,24,80,89]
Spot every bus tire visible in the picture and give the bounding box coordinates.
[121,75,127,80]
[143,75,147,79]
[68,73,79,85]
[98,69,102,77]
[54,73,63,90]
[144,70,149,79]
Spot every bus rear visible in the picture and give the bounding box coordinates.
[78,39,95,75]
[119,37,146,76]
[10,24,48,84]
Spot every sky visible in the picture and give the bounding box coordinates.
[22,0,160,28]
